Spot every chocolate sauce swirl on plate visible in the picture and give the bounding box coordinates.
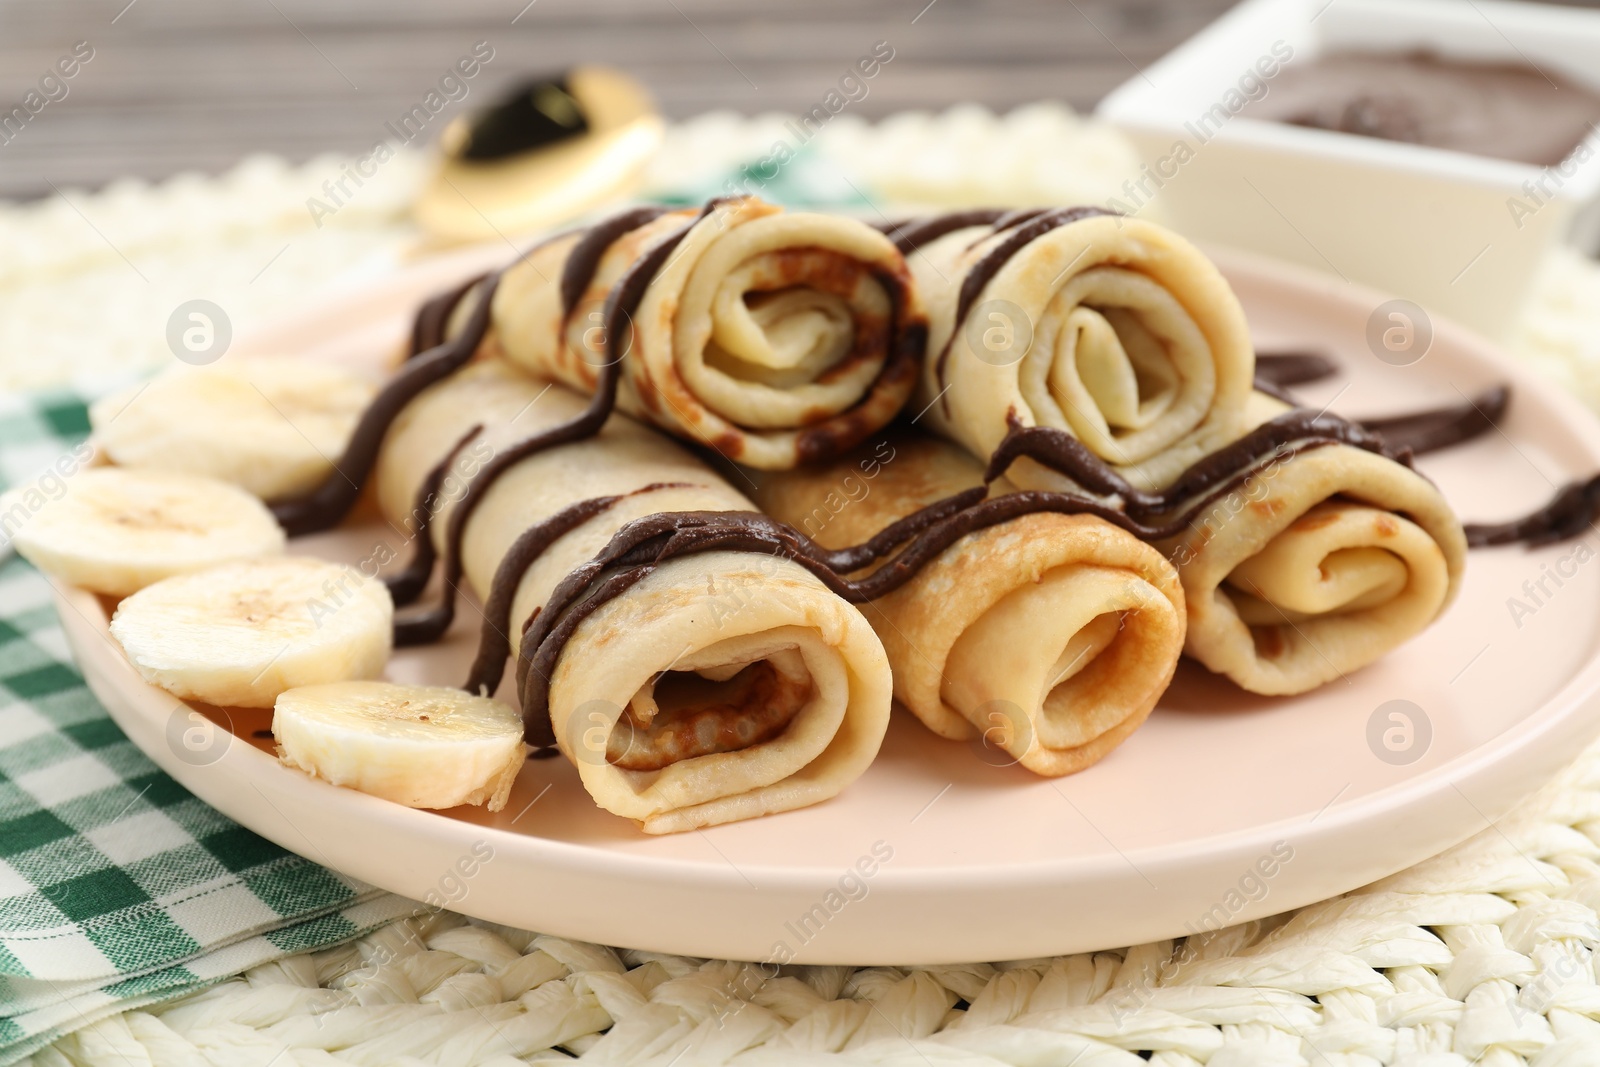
[1252,350,1338,404]
[1255,351,1339,388]
[1363,385,1509,458]
[1250,351,1508,457]
[1465,469,1600,548]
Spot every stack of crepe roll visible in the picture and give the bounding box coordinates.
[375,360,892,833]
[26,197,1473,835]
[485,196,923,469]
[902,208,1467,696]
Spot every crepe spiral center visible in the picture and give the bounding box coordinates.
[606,654,814,771]
[1030,266,1216,467]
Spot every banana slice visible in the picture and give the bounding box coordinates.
[274,681,526,811]
[3,467,285,595]
[90,357,378,502]
[110,557,392,708]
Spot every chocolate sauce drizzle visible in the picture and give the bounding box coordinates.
[1255,351,1338,387]
[1249,352,1508,457]
[1251,346,1509,457]
[932,207,1116,407]
[557,205,674,314]
[410,273,489,356]
[1464,475,1600,548]
[385,425,483,608]
[270,196,926,653]
[269,273,502,537]
[510,501,1059,747]
[985,407,1409,511]
[491,404,1428,749]
[464,211,1527,747]
[468,482,988,704]
[391,203,717,645]
[1457,390,1600,546]
[289,198,1560,756]
[463,482,694,696]
[270,204,681,548]
[1252,350,1338,404]
[1363,385,1509,458]
[877,209,1009,255]
[1290,379,1594,549]
[478,375,1531,750]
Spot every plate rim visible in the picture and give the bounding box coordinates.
[49,239,1600,962]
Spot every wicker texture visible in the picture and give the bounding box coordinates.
[26,742,1600,1066]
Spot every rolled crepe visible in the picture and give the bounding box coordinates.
[907,211,1255,491]
[488,197,923,470]
[754,434,1186,777]
[374,360,892,833]
[1156,396,1467,695]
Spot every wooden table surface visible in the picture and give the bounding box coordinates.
[8,0,1600,203]
[0,0,1250,200]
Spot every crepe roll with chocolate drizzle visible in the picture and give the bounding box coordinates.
[482,196,923,470]
[374,360,892,833]
[754,434,1186,776]
[1157,397,1467,695]
[894,208,1254,491]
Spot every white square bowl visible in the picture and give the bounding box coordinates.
[1095,0,1600,340]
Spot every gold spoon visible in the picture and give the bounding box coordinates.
[414,66,664,246]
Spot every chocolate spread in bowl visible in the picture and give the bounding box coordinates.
[1242,51,1600,167]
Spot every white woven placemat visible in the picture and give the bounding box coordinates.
[28,739,1600,1066]
[14,106,1600,1067]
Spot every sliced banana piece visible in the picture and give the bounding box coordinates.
[110,557,392,708]
[90,357,378,502]
[3,467,285,595]
[274,681,526,811]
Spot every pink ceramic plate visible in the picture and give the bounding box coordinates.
[54,242,1600,965]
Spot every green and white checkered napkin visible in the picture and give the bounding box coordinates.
[0,390,417,1065]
